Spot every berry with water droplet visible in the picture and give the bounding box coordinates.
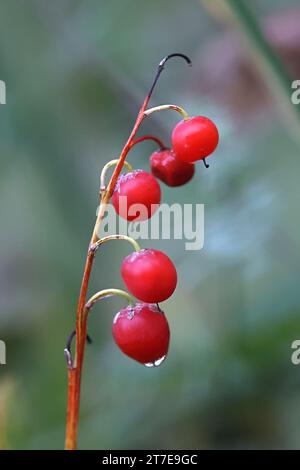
[112,303,170,365]
[121,249,177,303]
[150,148,195,187]
[172,116,219,163]
[112,170,161,221]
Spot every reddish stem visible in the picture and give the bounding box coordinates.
[129,135,166,151]
[65,369,76,450]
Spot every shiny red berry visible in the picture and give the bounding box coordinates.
[171,116,219,163]
[112,170,161,221]
[121,249,177,303]
[150,148,195,187]
[112,303,170,365]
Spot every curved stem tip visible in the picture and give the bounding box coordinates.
[147,53,192,101]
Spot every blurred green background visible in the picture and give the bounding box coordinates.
[1,0,300,450]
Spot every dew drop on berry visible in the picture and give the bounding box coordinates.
[113,312,121,324]
[127,308,135,320]
[144,355,167,368]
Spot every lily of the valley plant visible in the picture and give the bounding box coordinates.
[64,53,219,450]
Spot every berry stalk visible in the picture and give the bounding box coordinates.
[90,234,141,254]
[144,104,189,120]
[129,134,166,151]
[85,288,135,311]
[100,160,133,193]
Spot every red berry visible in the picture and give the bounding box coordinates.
[121,249,177,303]
[171,116,219,163]
[150,148,195,187]
[112,303,170,365]
[112,170,161,221]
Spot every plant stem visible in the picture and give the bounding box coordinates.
[90,234,141,254]
[144,104,189,120]
[85,288,135,311]
[64,53,191,450]
[65,251,93,450]
[100,160,133,193]
[129,134,166,151]
[65,368,77,450]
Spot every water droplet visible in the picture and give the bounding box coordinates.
[144,362,154,368]
[154,355,166,366]
[113,312,121,324]
[127,309,135,320]
[144,355,166,368]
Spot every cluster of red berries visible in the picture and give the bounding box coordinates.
[111,115,219,366]
[112,116,219,221]
[64,55,220,451]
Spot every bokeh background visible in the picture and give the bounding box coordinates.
[1,0,300,450]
